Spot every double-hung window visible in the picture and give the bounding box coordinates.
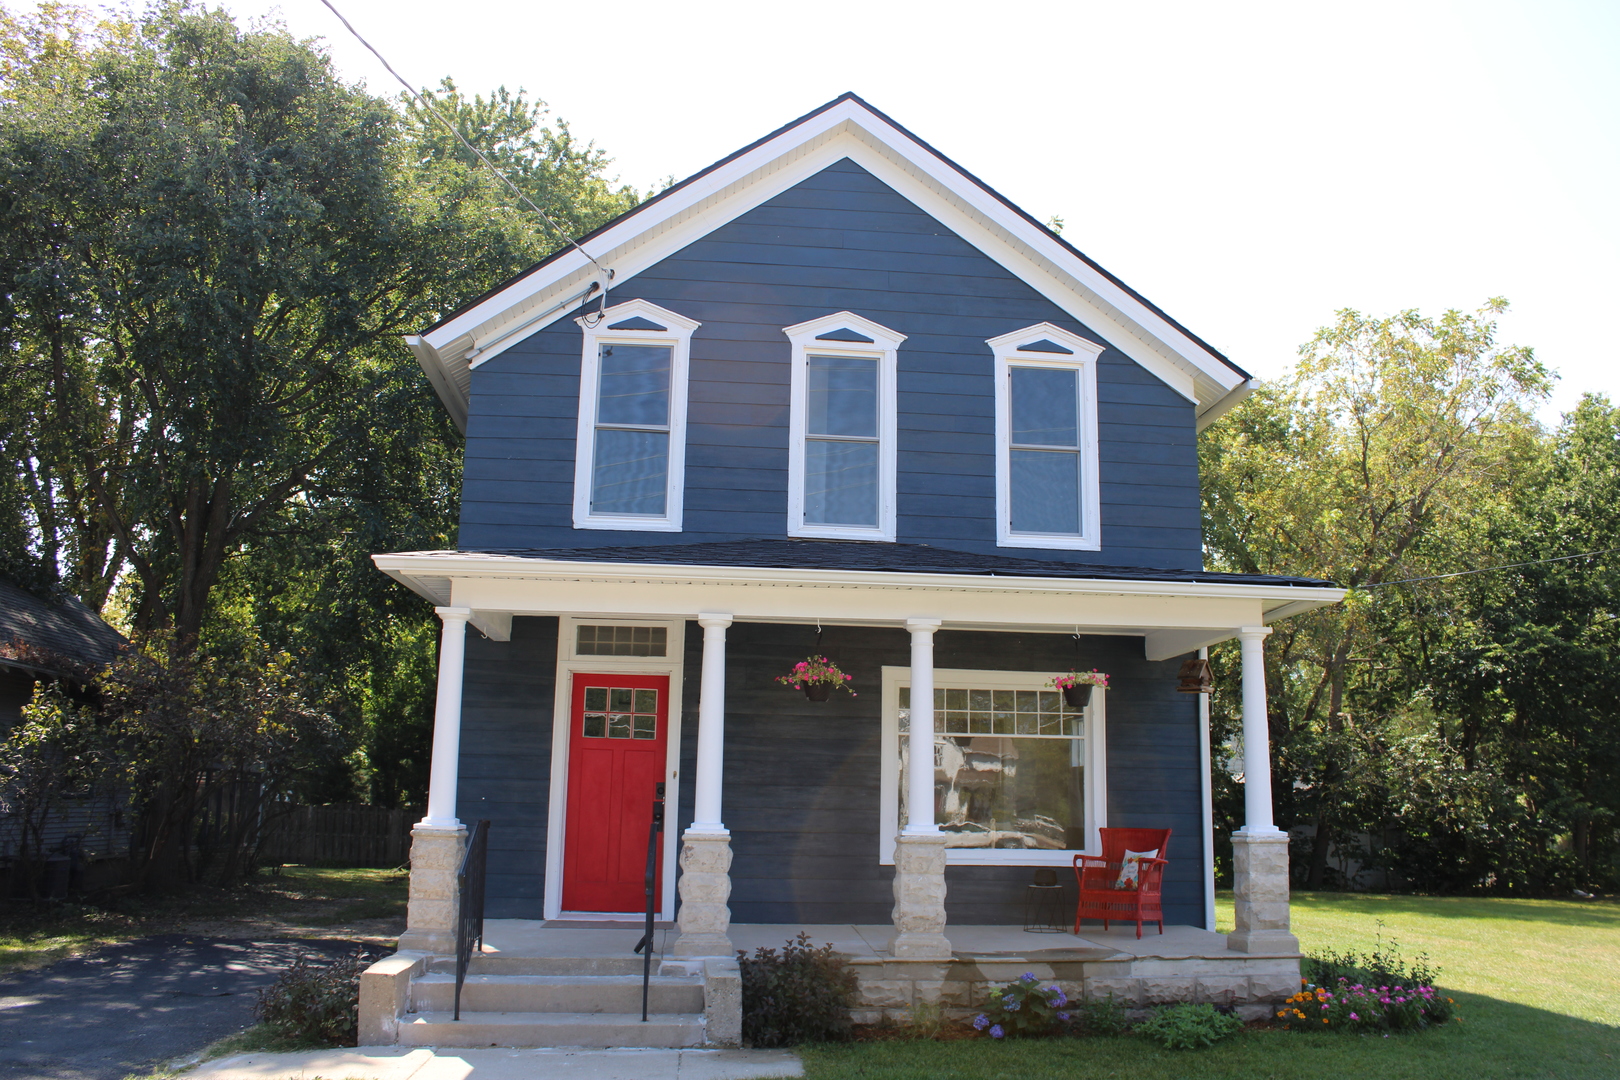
[989,323,1104,550]
[783,312,903,541]
[572,300,698,531]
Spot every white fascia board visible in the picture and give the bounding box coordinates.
[371,551,1343,630]
[405,336,468,434]
[417,99,1245,410]
[1194,379,1255,432]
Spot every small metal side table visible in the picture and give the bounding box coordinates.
[1023,868,1067,933]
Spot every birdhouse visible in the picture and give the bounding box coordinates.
[1176,657,1213,694]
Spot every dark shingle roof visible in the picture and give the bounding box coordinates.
[460,539,1334,589]
[0,579,125,675]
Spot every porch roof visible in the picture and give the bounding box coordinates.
[451,539,1334,589]
[372,540,1343,660]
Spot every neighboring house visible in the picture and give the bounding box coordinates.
[0,577,130,877]
[365,94,1344,1043]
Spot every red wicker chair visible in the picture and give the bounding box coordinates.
[1072,827,1172,939]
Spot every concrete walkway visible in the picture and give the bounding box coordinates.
[186,1047,803,1080]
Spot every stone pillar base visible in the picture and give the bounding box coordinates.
[888,833,951,959]
[1227,831,1299,954]
[672,831,734,957]
[397,824,466,955]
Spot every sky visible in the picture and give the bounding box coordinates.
[74,1,1620,419]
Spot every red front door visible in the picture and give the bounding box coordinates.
[562,673,669,913]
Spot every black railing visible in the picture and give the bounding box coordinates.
[452,819,490,1022]
[631,782,665,1022]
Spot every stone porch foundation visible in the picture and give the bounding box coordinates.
[846,950,1301,1024]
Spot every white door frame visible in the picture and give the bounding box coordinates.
[544,615,686,921]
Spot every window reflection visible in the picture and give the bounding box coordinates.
[899,686,1086,850]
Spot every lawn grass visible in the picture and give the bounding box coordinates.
[0,865,407,973]
[801,892,1620,1079]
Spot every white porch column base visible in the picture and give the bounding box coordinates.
[672,831,734,957]
[397,824,466,954]
[888,833,952,959]
[1227,831,1299,954]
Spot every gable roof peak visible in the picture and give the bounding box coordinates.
[407,94,1252,434]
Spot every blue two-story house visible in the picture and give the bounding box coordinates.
[366,94,1341,1045]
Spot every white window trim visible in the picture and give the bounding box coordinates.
[878,666,1108,866]
[544,616,686,921]
[990,323,1104,551]
[572,299,699,532]
[783,311,904,542]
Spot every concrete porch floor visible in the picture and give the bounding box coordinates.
[485,920,1257,964]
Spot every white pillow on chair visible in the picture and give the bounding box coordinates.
[1113,848,1159,890]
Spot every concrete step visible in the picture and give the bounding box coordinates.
[428,955,653,977]
[412,973,704,1014]
[398,1010,706,1048]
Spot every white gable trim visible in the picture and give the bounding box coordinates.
[412,97,1250,433]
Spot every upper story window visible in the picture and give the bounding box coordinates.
[988,324,1105,551]
[572,299,699,532]
[783,312,905,541]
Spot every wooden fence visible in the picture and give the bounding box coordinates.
[260,803,420,868]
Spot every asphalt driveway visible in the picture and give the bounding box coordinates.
[0,935,361,1080]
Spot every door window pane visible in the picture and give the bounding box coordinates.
[1010,450,1080,533]
[592,429,668,515]
[582,685,660,740]
[807,355,878,437]
[1010,367,1078,446]
[805,439,878,526]
[597,345,670,426]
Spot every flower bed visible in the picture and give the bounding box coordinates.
[1277,977,1457,1033]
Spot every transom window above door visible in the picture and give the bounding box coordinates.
[581,685,659,739]
[988,324,1105,551]
[573,300,700,532]
[784,312,904,542]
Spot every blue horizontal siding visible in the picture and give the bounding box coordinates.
[460,158,1202,570]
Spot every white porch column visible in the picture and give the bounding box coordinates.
[890,618,951,960]
[674,614,735,957]
[399,605,471,954]
[1228,625,1299,954]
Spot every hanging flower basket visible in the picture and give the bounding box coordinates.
[776,655,856,700]
[1049,670,1109,708]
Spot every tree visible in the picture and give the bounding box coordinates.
[0,3,637,651]
[1201,300,1550,886]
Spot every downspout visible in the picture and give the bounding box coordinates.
[1199,645,1216,931]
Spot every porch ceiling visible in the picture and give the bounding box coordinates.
[372,545,1343,659]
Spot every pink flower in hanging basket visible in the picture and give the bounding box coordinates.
[775,655,857,696]
[1048,669,1110,691]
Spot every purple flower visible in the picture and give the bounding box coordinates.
[1049,987,1067,1006]
[1005,998,1021,1011]
[1022,972,1038,982]
[972,1014,989,1030]
[989,1024,1005,1039]
[1350,1012,1360,1020]
[1056,1011,1070,1021]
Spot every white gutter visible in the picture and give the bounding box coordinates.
[371,550,1344,611]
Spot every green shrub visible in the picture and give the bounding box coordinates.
[1069,992,1132,1036]
[255,949,373,1046]
[738,932,858,1047]
[1304,923,1440,989]
[1135,1002,1243,1049]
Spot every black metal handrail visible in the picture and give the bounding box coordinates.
[452,819,490,1022]
[631,782,665,1021]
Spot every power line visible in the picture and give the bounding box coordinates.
[1360,547,1620,590]
[317,0,612,295]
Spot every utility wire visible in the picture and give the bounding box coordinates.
[317,0,611,289]
[1359,547,1620,590]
